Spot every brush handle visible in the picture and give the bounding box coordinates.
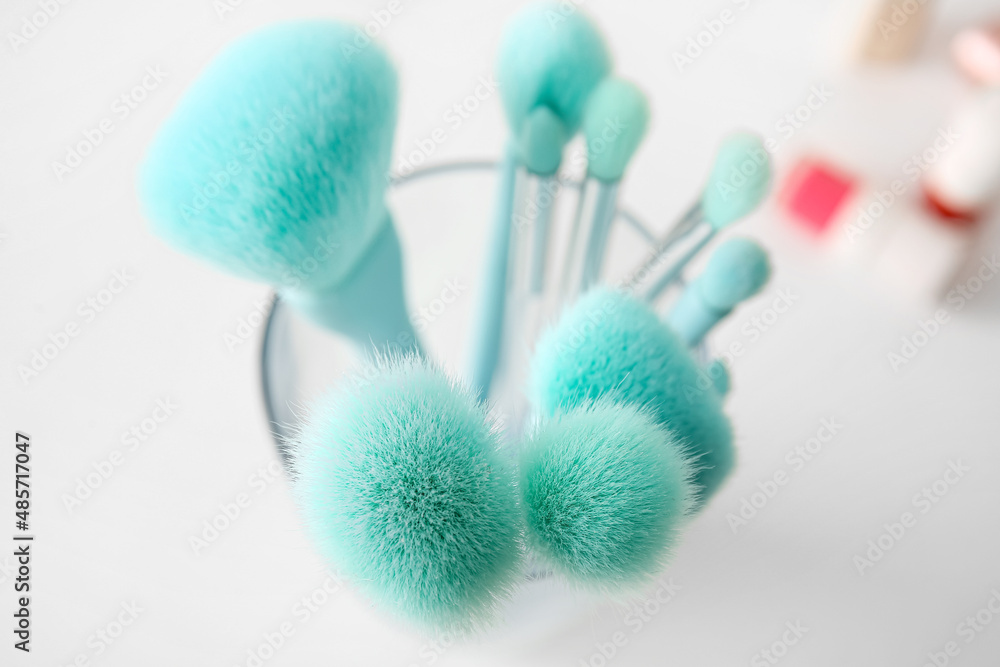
[524,174,559,368]
[630,200,702,290]
[558,176,615,304]
[491,185,539,441]
[644,223,716,303]
[557,179,590,306]
[281,216,421,357]
[490,173,559,438]
[530,176,557,294]
[579,179,619,289]
[468,143,519,400]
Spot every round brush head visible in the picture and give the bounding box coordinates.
[291,356,521,629]
[517,106,569,176]
[697,238,771,311]
[531,287,734,506]
[520,399,694,589]
[702,132,772,230]
[581,77,650,182]
[140,21,398,293]
[497,2,612,136]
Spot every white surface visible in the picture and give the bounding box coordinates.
[2,0,1000,665]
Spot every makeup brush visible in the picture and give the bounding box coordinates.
[638,132,771,302]
[469,1,611,400]
[530,287,734,506]
[668,238,771,347]
[491,108,570,432]
[520,398,694,589]
[496,2,611,142]
[291,355,521,630]
[562,77,650,299]
[516,106,569,295]
[139,21,419,355]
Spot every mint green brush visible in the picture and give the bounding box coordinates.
[493,108,571,431]
[468,1,611,400]
[291,356,521,630]
[638,132,771,302]
[667,238,771,347]
[520,399,694,590]
[505,107,569,370]
[531,287,735,507]
[517,107,569,295]
[139,22,420,356]
[562,77,650,299]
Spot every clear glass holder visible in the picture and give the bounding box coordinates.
[257,159,713,635]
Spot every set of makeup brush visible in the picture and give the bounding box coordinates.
[138,3,772,631]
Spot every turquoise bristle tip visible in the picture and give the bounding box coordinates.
[698,238,771,311]
[139,21,398,293]
[517,106,569,175]
[582,77,650,182]
[531,288,735,506]
[497,2,612,136]
[702,132,772,230]
[520,399,694,589]
[291,356,522,629]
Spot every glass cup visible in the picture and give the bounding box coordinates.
[258,160,706,634]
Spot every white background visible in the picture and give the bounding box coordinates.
[2,0,1000,665]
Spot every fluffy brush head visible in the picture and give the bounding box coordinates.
[702,132,772,230]
[698,237,771,311]
[291,356,522,630]
[520,399,694,589]
[581,77,650,182]
[497,2,612,137]
[139,21,398,293]
[531,287,734,506]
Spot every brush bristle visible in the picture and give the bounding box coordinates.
[530,287,735,506]
[291,356,521,630]
[497,2,612,136]
[698,237,771,311]
[581,77,650,182]
[702,132,772,230]
[520,399,694,589]
[139,21,397,292]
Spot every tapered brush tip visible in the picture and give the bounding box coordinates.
[517,106,569,175]
[703,132,772,229]
[581,77,650,182]
[698,237,771,311]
